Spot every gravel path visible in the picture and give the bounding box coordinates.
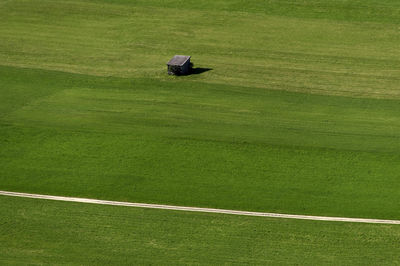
[1,190,399,224]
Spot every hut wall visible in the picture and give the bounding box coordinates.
[181,61,190,75]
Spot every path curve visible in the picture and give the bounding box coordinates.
[1,190,399,225]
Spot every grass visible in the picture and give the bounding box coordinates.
[1,196,399,264]
[1,65,400,220]
[1,0,400,263]
[1,0,400,98]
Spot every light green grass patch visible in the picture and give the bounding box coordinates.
[1,196,399,265]
[1,0,400,98]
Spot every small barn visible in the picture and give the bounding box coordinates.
[167,55,191,75]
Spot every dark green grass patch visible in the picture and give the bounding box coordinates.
[1,66,400,219]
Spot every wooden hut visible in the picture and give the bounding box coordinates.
[167,55,191,75]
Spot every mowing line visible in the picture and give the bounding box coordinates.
[0,190,399,224]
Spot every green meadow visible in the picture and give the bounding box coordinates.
[1,196,399,264]
[2,65,400,220]
[1,0,400,263]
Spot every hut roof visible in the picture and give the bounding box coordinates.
[167,55,191,66]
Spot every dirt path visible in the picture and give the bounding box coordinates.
[1,190,399,224]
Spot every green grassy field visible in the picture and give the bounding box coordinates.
[1,196,400,264]
[1,0,400,263]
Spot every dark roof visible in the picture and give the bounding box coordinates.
[167,55,191,66]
